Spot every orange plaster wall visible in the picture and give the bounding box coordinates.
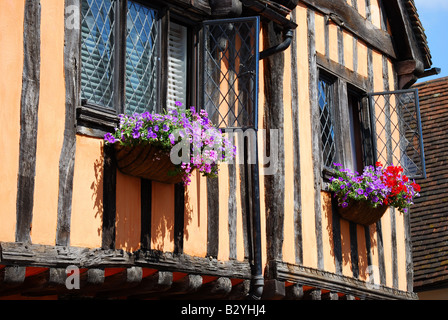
[340,219,353,277]
[357,224,368,281]
[297,3,318,269]
[116,171,141,252]
[321,192,335,273]
[183,172,208,258]
[233,146,246,262]
[369,49,386,286]
[386,58,407,291]
[314,12,325,56]
[282,42,297,265]
[382,209,393,287]
[151,182,175,252]
[31,0,65,246]
[328,22,339,63]
[343,30,354,71]
[370,0,382,29]
[358,0,367,19]
[0,0,25,242]
[357,40,368,78]
[217,164,230,261]
[70,135,104,248]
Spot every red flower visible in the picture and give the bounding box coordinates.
[412,182,421,192]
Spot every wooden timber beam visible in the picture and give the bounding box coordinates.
[129,274,203,299]
[227,280,251,300]
[285,283,304,300]
[178,277,233,299]
[267,260,419,300]
[299,0,396,59]
[16,0,41,244]
[96,270,174,299]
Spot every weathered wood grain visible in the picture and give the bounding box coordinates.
[269,260,419,300]
[56,0,80,247]
[307,8,324,270]
[300,0,396,59]
[290,8,303,266]
[16,0,41,244]
[262,19,285,263]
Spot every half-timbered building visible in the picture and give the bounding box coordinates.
[0,0,436,300]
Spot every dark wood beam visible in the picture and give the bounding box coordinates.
[262,279,285,300]
[56,0,80,247]
[16,0,41,244]
[300,0,396,59]
[178,277,233,299]
[268,260,419,300]
[285,283,304,300]
[227,280,251,300]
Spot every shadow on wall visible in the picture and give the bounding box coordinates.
[88,145,197,254]
[91,156,104,239]
[323,191,377,279]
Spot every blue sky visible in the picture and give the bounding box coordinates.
[413,0,448,82]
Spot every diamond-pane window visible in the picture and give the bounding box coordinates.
[125,2,159,114]
[368,89,426,178]
[203,17,260,130]
[80,0,161,115]
[81,0,115,109]
[318,76,336,168]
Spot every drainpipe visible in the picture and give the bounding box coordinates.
[259,28,294,60]
[247,136,264,300]
[247,22,295,301]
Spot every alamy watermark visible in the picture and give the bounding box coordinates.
[65,5,80,30]
[168,128,280,176]
[65,265,80,290]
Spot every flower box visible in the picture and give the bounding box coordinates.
[114,143,183,184]
[336,200,388,226]
[329,162,421,226]
[104,103,237,185]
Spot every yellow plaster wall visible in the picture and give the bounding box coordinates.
[31,0,66,246]
[0,0,25,242]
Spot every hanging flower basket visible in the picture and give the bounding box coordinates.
[329,162,421,226]
[336,200,388,226]
[114,143,183,184]
[104,103,237,185]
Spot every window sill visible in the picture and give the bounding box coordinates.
[76,102,119,139]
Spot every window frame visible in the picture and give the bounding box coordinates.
[316,56,371,185]
[76,0,199,138]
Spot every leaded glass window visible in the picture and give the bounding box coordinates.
[318,76,336,168]
[125,2,159,114]
[80,0,162,114]
[203,17,260,130]
[81,0,115,109]
[368,89,426,178]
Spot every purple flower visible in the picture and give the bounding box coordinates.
[169,133,175,145]
[342,202,348,208]
[132,128,141,139]
[147,128,157,139]
[104,133,116,144]
[163,124,170,132]
[357,189,364,195]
